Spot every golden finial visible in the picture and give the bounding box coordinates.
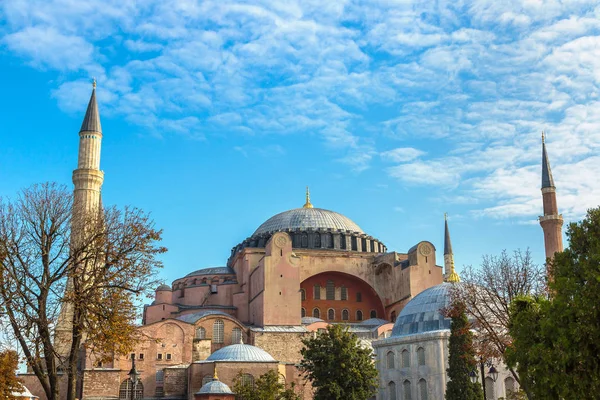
[446,267,460,283]
[444,212,448,221]
[542,131,545,144]
[92,78,97,89]
[213,365,218,380]
[303,186,314,209]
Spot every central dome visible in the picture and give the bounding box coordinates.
[253,207,364,237]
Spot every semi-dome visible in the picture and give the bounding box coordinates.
[206,343,276,362]
[197,379,233,395]
[391,282,460,337]
[253,207,363,237]
[185,266,235,278]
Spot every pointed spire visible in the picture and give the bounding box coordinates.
[541,131,555,189]
[80,80,102,133]
[444,213,453,256]
[303,186,314,208]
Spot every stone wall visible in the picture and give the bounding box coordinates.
[251,331,310,363]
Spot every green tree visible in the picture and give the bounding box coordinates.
[444,301,483,400]
[232,370,300,400]
[0,350,22,400]
[507,207,600,399]
[300,324,377,400]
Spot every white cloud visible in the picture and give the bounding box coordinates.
[380,147,425,163]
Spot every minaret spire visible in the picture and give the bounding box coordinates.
[539,132,563,267]
[303,186,314,208]
[444,213,460,283]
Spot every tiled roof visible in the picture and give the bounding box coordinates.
[206,344,276,362]
[360,318,389,326]
[253,208,363,237]
[185,266,235,277]
[176,310,233,324]
[250,326,308,333]
[301,317,324,324]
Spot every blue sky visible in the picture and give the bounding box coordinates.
[2,0,600,286]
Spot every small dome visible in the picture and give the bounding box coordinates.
[391,282,460,337]
[253,208,363,237]
[156,284,171,291]
[360,318,389,326]
[206,343,276,362]
[197,379,233,394]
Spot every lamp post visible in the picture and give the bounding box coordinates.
[470,357,499,400]
[128,356,141,400]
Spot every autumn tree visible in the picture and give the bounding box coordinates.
[444,301,483,400]
[457,249,544,397]
[0,350,22,399]
[0,183,166,400]
[507,207,600,399]
[300,324,377,400]
[233,370,301,400]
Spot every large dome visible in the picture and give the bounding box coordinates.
[206,343,276,362]
[253,207,363,237]
[391,282,459,337]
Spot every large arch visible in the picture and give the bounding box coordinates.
[300,271,385,323]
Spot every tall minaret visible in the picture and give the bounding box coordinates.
[539,132,563,264]
[55,80,104,358]
[444,213,460,283]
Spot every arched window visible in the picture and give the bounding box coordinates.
[314,232,321,248]
[341,286,347,300]
[351,236,357,251]
[356,292,362,302]
[241,373,254,388]
[402,349,410,368]
[386,351,395,369]
[403,380,412,400]
[340,234,346,249]
[370,310,377,319]
[505,377,516,396]
[327,308,335,321]
[418,379,428,400]
[192,278,197,285]
[212,320,224,344]
[356,310,363,321]
[301,233,308,247]
[391,311,397,322]
[313,308,320,318]
[301,308,306,318]
[231,327,242,344]
[119,380,143,400]
[195,327,206,339]
[342,309,349,321]
[202,375,213,385]
[201,278,207,284]
[326,233,334,248]
[485,377,495,400]
[314,284,321,300]
[326,280,335,300]
[300,289,306,301]
[417,347,425,366]
[388,381,397,400]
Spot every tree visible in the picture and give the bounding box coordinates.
[232,370,301,400]
[0,350,22,400]
[507,207,600,399]
[300,324,377,400]
[457,249,544,397]
[0,183,166,400]
[444,301,483,400]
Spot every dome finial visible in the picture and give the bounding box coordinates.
[92,77,97,89]
[542,130,545,144]
[213,365,218,380]
[303,186,314,208]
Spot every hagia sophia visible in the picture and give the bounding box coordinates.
[20,84,563,400]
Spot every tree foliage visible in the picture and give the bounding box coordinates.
[232,370,301,400]
[299,324,377,400]
[457,249,544,395]
[0,183,166,400]
[444,301,483,400]
[507,207,600,399]
[0,350,22,400]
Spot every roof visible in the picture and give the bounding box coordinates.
[176,310,233,324]
[250,325,308,333]
[253,207,363,237]
[360,318,389,326]
[541,135,555,188]
[156,284,171,291]
[197,380,233,394]
[206,343,277,362]
[301,317,325,324]
[185,266,235,278]
[80,87,102,133]
[391,282,460,337]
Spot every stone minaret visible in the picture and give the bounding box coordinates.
[444,213,460,283]
[55,81,104,357]
[539,132,563,264]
